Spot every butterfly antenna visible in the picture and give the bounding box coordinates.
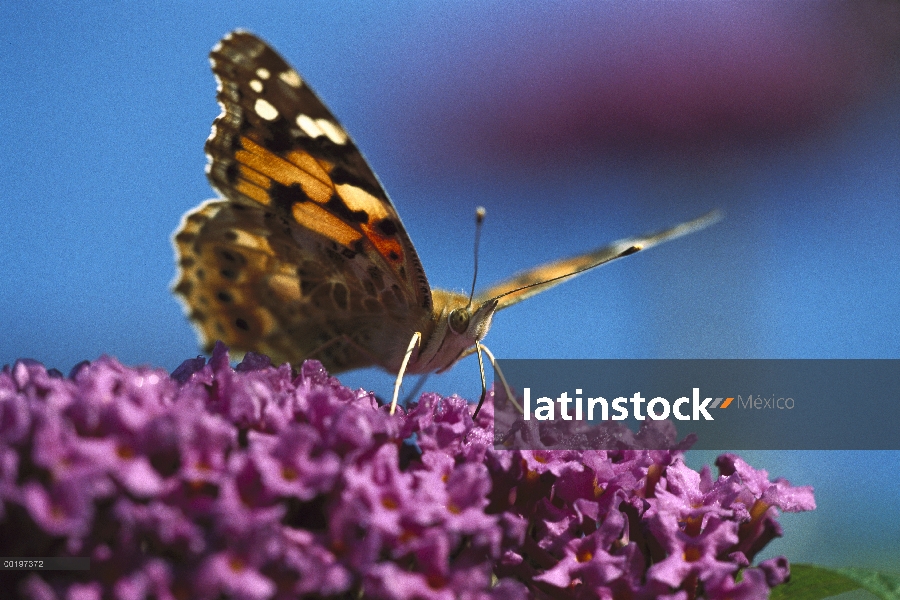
[466,207,487,309]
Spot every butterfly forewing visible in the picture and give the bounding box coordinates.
[474,210,720,311]
[174,31,433,371]
[204,31,431,313]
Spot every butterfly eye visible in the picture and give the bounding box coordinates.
[448,307,470,335]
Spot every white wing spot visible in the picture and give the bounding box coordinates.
[316,119,348,145]
[249,79,263,93]
[279,69,302,88]
[296,114,324,138]
[294,114,347,144]
[255,68,270,80]
[254,98,279,121]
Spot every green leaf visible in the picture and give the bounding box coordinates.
[769,564,860,600]
[835,567,900,600]
[769,564,900,600]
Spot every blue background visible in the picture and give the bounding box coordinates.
[2,1,898,575]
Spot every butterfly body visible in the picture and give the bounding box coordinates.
[173,30,717,391]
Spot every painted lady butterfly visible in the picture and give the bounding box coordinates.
[173,30,717,415]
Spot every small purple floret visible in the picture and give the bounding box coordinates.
[1,347,814,599]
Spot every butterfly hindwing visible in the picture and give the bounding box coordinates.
[174,198,425,370]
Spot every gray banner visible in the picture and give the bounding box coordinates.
[492,359,900,450]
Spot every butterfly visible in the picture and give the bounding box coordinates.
[172,30,718,416]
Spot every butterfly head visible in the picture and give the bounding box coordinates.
[418,290,498,373]
[448,298,499,340]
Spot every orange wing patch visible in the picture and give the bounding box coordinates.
[236,137,332,203]
[230,134,407,266]
[290,201,361,248]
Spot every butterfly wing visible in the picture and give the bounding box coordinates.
[173,30,431,370]
[474,210,720,310]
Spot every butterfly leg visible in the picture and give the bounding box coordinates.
[473,341,488,417]
[478,344,522,418]
[390,332,422,415]
[481,345,522,413]
[455,344,523,418]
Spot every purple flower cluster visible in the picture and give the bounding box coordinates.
[1,344,814,599]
